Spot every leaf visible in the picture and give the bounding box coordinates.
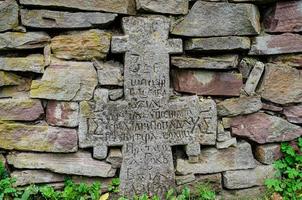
[99,193,109,200]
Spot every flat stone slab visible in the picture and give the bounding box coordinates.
[136,0,188,14]
[51,30,111,61]
[0,98,43,121]
[176,141,256,175]
[19,0,136,15]
[269,54,302,68]
[184,37,251,52]
[171,55,239,69]
[284,105,302,124]
[231,112,302,144]
[249,33,302,55]
[0,121,78,152]
[263,1,302,33]
[172,70,243,96]
[30,58,98,101]
[0,54,45,73]
[0,71,25,87]
[172,1,260,37]
[21,9,117,29]
[0,32,50,50]
[0,0,18,32]
[258,64,302,104]
[255,144,281,165]
[223,165,275,189]
[7,151,116,177]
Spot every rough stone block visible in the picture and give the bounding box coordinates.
[244,62,265,95]
[0,0,18,32]
[268,54,302,68]
[0,55,45,73]
[255,144,281,165]
[96,61,124,86]
[136,0,188,14]
[106,149,123,168]
[283,105,302,124]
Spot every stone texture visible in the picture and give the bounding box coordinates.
[249,33,302,55]
[216,138,237,149]
[46,101,79,127]
[255,144,281,165]
[30,59,98,101]
[244,62,265,95]
[0,0,18,32]
[19,0,136,15]
[259,64,302,105]
[96,61,124,86]
[176,141,256,175]
[238,57,258,80]
[0,121,78,152]
[223,165,275,189]
[172,1,260,37]
[106,149,123,168]
[217,122,232,142]
[109,89,124,100]
[171,55,239,69]
[0,71,25,87]
[0,77,32,98]
[217,96,262,117]
[263,1,302,33]
[262,102,283,112]
[21,9,117,29]
[7,151,116,177]
[51,30,111,61]
[184,37,250,52]
[172,70,243,96]
[0,54,45,73]
[136,0,188,14]
[0,98,43,121]
[12,170,65,186]
[231,112,302,144]
[219,187,267,200]
[0,32,50,50]
[269,54,302,68]
[284,105,302,124]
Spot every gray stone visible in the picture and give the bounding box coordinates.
[0,32,50,50]
[185,37,251,52]
[0,54,45,73]
[19,0,136,15]
[171,55,239,69]
[0,121,78,152]
[217,96,262,117]
[0,77,31,98]
[96,61,124,86]
[172,1,260,37]
[0,98,44,121]
[21,9,117,29]
[7,151,116,177]
[283,105,302,124]
[223,165,275,189]
[216,138,237,149]
[238,57,258,80]
[106,149,123,168]
[244,62,265,95]
[219,187,267,200]
[12,170,65,186]
[109,89,124,100]
[175,174,195,185]
[176,141,256,175]
[217,121,231,142]
[0,0,18,32]
[0,71,25,87]
[136,0,188,14]
[80,16,217,197]
[255,144,281,165]
[30,58,98,101]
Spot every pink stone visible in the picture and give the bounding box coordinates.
[264,1,302,33]
[46,101,79,127]
[172,69,243,96]
[284,105,302,124]
[231,112,302,144]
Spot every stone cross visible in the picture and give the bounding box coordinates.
[79,16,216,197]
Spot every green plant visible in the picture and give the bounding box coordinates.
[196,183,216,200]
[108,178,121,193]
[0,161,18,200]
[265,138,302,200]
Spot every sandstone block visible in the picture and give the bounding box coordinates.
[0,55,45,73]
[269,54,302,68]
[51,30,111,61]
[255,144,281,165]
[171,55,239,69]
[244,62,265,95]
[216,138,237,149]
[96,61,124,86]
[0,32,50,50]
[172,70,243,96]
[7,151,116,177]
[136,0,188,14]
[46,101,79,127]
[0,121,78,152]
[0,71,25,87]
[217,96,262,117]
[172,1,260,37]
[231,112,302,144]
[284,105,302,124]
[30,59,98,101]
[21,9,117,29]
[0,98,43,121]
[106,149,123,168]
[176,141,256,175]
[0,0,18,32]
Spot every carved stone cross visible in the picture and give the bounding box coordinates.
[79,16,216,197]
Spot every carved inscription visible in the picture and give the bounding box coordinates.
[79,16,217,197]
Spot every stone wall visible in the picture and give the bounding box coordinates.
[0,0,302,198]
